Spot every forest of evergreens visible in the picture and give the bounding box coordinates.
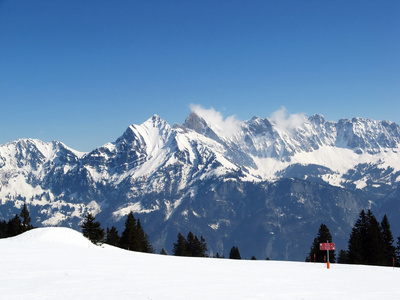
[0,204,34,238]
[307,209,400,267]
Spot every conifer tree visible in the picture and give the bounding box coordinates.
[187,233,207,257]
[7,214,23,237]
[172,232,188,256]
[105,226,120,247]
[0,220,7,238]
[119,212,139,251]
[172,231,207,257]
[20,204,33,231]
[81,212,105,245]
[347,210,367,264]
[337,249,348,264]
[198,235,208,257]
[160,248,167,255]
[136,218,154,253]
[307,223,336,263]
[2,205,34,238]
[347,209,386,265]
[364,210,385,265]
[186,231,196,256]
[380,214,396,266]
[118,213,154,253]
[229,246,241,259]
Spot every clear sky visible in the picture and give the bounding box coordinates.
[1,0,399,152]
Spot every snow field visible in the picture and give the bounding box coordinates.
[1,227,400,299]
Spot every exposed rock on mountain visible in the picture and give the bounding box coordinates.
[1,113,399,260]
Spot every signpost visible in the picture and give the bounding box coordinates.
[320,242,335,269]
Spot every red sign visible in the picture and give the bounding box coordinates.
[320,243,335,251]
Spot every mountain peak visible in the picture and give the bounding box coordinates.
[308,114,326,124]
[183,112,208,134]
[145,114,168,127]
[119,114,171,145]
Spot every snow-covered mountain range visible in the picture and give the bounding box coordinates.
[1,112,400,260]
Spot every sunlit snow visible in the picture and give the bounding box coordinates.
[1,227,400,300]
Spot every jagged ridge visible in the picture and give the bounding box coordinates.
[1,113,400,260]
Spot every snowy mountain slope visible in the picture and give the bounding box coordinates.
[0,139,84,219]
[1,113,400,260]
[1,227,400,300]
[180,112,400,185]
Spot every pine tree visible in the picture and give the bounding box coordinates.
[229,246,241,259]
[136,218,154,253]
[160,248,167,255]
[307,223,336,263]
[7,214,24,237]
[347,209,386,266]
[0,220,7,238]
[20,204,33,231]
[337,249,348,264]
[172,232,188,256]
[347,210,367,264]
[105,226,120,247]
[119,212,139,251]
[2,206,34,238]
[189,234,207,257]
[186,231,196,256]
[364,210,385,265]
[198,235,208,257]
[380,214,396,266]
[80,212,105,245]
[396,237,400,266]
[172,231,207,257]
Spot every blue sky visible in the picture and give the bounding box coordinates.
[1,0,399,151]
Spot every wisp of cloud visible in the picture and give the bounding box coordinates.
[270,106,307,132]
[190,104,242,138]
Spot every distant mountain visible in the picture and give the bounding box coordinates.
[1,113,400,260]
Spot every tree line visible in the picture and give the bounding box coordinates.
[0,204,34,238]
[10,204,398,266]
[0,205,245,259]
[81,211,154,253]
[82,211,255,259]
[307,209,400,267]
[171,231,208,257]
[81,212,210,256]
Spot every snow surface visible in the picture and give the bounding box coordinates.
[248,146,400,182]
[1,227,400,300]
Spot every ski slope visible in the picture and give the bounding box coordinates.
[1,227,399,299]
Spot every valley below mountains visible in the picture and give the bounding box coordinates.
[1,112,400,260]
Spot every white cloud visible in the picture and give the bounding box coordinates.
[270,106,307,132]
[190,104,242,138]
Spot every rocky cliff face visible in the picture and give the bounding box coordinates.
[1,113,399,260]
